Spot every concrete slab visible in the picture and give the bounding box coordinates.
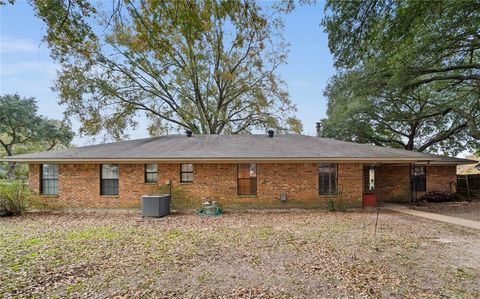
[384,203,480,230]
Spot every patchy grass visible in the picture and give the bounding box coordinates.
[65,226,119,241]
[1,209,479,298]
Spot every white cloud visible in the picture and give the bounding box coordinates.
[0,61,58,76]
[1,36,38,54]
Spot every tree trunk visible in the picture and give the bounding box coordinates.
[405,124,417,151]
[6,161,16,180]
[4,145,16,180]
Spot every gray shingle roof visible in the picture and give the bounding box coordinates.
[2,134,474,164]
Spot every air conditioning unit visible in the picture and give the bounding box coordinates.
[141,194,171,217]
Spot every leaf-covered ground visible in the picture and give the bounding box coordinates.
[1,209,479,298]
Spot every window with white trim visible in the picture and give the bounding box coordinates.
[180,164,193,182]
[319,163,337,195]
[101,164,119,195]
[145,164,158,183]
[41,164,59,195]
[237,163,257,195]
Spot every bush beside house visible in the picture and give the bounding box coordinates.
[0,180,31,216]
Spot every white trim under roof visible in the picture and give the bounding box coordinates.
[0,157,471,165]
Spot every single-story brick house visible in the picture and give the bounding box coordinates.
[3,131,474,208]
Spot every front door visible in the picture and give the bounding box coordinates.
[362,166,377,207]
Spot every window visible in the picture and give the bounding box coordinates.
[180,164,193,182]
[238,163,257,195]
[412,166,426,192]
[41,164,59,195]
[145,164,158,183]
[319,163,337,195]
[101,164,119,195]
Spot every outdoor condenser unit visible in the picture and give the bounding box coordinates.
[141,194,171,217]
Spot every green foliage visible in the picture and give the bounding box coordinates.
[326,196,336,212]
[322,0,480,154]
[0,180,31,217]
[325,191,347,212]
[154,184,198,210]
[23,0,97,63]
[336,197,347,212]
[321,70,478,155]
[0,94,74,179]
[454,268,477,281]
[66,227,119,241]
[27,0,302,139]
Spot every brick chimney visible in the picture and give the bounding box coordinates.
[316,122,321,137]
[268,129,274,137]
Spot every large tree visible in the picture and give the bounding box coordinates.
[0,94,74,179]
[10,0,302,138]
[322,68,477,155]
[322,0,480,153]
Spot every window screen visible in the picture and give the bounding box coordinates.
[101,164,119,195]
[319,163,337,195]
[41,164,59,195]
[412,166,426,192]
[180,164,193,182]
[145,164,158,183]
[238,163,257,195]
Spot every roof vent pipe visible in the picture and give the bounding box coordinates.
[186,130,193,137]
[268,129,274,137]
[316,122,321,137]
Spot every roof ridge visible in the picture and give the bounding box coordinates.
[2,134,475,164]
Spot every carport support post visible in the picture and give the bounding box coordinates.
[374,192,381,237]
[409,163,416,208]
[372,163,381,237]
[465,175,471,201]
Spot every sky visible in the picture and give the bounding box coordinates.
[0,1,334,146]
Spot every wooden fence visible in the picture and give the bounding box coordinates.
[457,174,480,200]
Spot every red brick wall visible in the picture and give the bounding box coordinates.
[28,162,365,208]
[375,165,411,202]
[377,164,457,202]
[59,164,100,206]
[28,164,40,194]
[424,165,457,193]
[338,163,364,204]
[28,162,456,208]
[257,163,318,201]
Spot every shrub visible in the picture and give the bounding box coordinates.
[326,191,348,212]
[336,198,348,212]
[0,180,31,216]
[153,184,199,209]
[418,191,457,203]
[326,196,336,212]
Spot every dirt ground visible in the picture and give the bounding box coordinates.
[414,200,480,221]
[1,209,479,298]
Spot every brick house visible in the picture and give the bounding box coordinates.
[4,132,473,208]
